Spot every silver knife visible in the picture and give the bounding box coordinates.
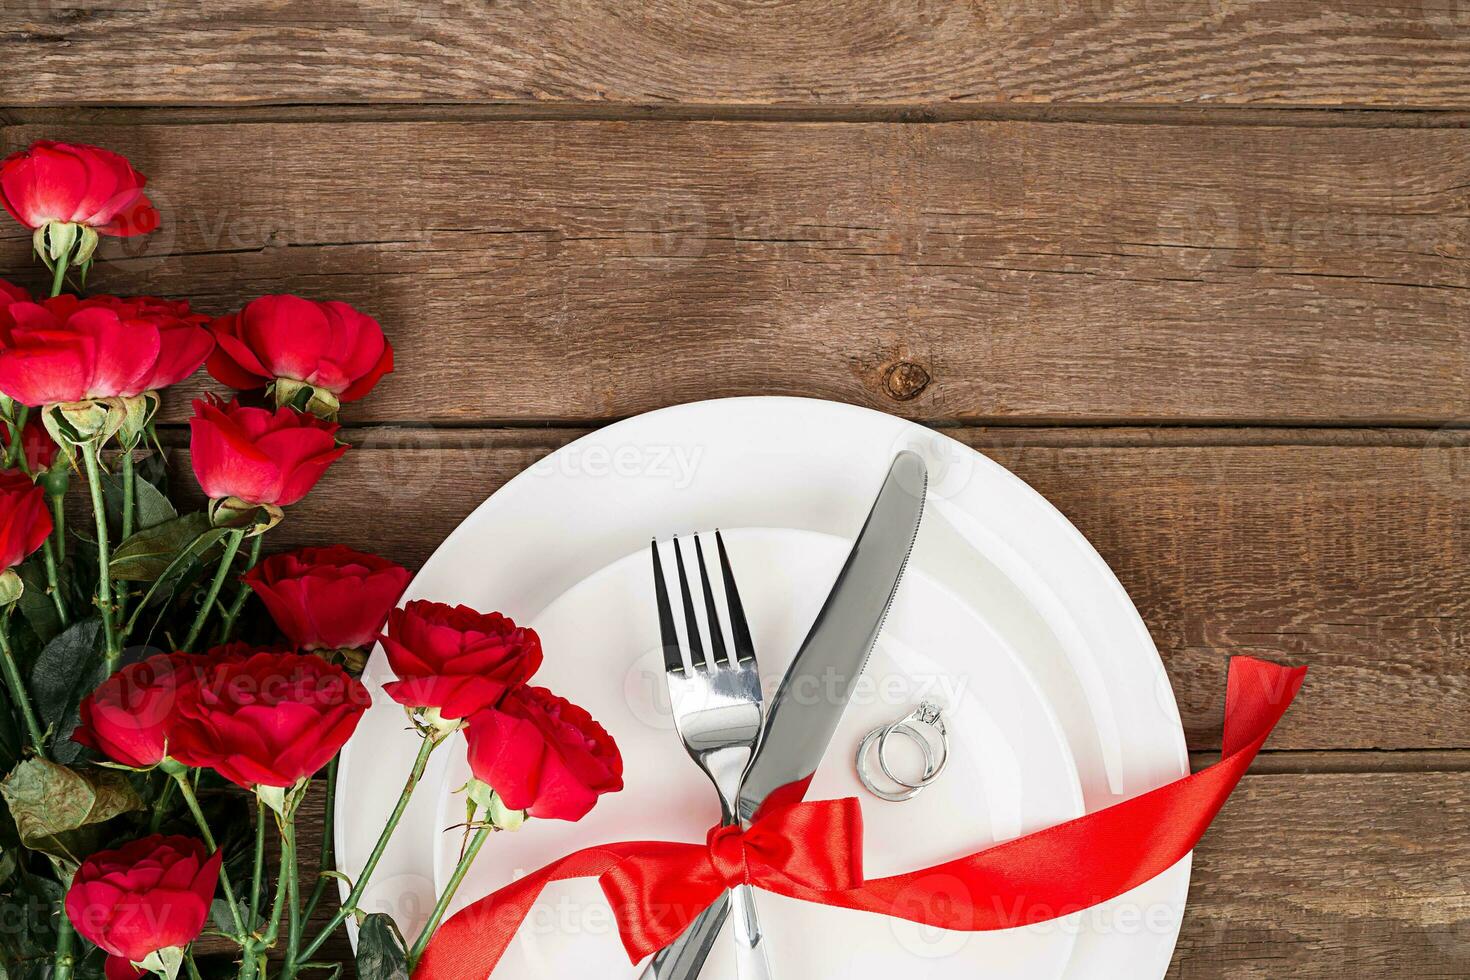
[642,450,928,980]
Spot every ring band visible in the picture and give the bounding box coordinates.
[857,723,936,802]
[878,704,949,790]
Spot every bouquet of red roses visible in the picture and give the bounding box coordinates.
[0,141,623,980]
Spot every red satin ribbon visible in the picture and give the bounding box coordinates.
[415,656,1306,980]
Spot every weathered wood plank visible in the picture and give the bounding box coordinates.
[2,120,1467,426]
[159,435,1470,751]
[274,770,1470,977]
[2,1,1469,108]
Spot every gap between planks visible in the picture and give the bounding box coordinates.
[4,103,1470,130]
[151,424,1470,450]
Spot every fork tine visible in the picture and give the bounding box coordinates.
[651,539,684,674]
[672,538,707,669]
[715,530,756,665]
[693,536,730,667]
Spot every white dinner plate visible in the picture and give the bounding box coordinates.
[430,528,1085,979]
[337,396,1191,980]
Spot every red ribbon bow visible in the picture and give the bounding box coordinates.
[601,797,866,957]
[414,657,1307,980]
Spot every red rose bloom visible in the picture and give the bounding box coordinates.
[245,545,410,651]
[1,413,58,473]
[1,141,159,236]
[170,652,371,788]
[380,601,543,720]
[0,468,52,571]
[0,294,212,406]
[466,685,623,821]
[188,396,347,506]
[64,835,220,966]
[74,653,211,769]
[208,294,393,403]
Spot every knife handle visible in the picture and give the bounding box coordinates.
[638,892,730,980]
[731,884,773,980]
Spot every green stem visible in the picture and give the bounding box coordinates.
[149,773,177,834]
[172,771,249,943]
[78,440,121,673]
[0,620,46,756]
[5,406,29,470]
[40,538,68,627]
[182,528,244,652]
[52,907,75,980]
[214,533,264,646]
[49,255,68,298]
[407,816,492,969]
[295,733,440,964]
[116,450,135,625]
[250,796,266,926]
[184,950,205,980]
[49,494,65,563]
[301,755,338,924]
[261,805,296,948]
[237,950,261,980]
[283,813,301,979]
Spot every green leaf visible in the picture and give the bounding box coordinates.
[355,913,410,980]
[29,618,104,761]
[15,559,62,646]
[0,758,143,862]
[103,466,178,533]
[109,512,222,582]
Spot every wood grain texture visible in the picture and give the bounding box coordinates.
[273,771,1470,977]
[157,432,1470,752]
[3,120,1468,426]
[2,1,1470,108]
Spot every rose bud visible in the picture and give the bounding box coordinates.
[64,835,220,980]
[207,294,393,416]
[188,396,347,517]
[74,653,211,769]
[0,294,213,409]
[465,685,623,822]
[244,544,410,652]
[0,468,53,605]
[170,652,371,801]
[380,601,543,724]
[1,413,58,474]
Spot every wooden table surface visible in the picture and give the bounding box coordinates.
[2,3,1468,976]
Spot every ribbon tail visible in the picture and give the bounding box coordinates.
[811,657,1306,929]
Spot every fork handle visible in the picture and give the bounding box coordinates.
[639,892,729,980]
[731,884,773,980]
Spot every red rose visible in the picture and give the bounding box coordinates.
[465,685,623,821]
[380,601,543,720]
[244,545,410,651]
[170,652,370,788]
[1,141,159,237]
[188,396,347,507]
[74,653,211,769]
[64,835,220,966]
[1,413,57,473]
[0,294,212,406]
[104,957,144,980]
[0,468,51,571]
[208,294,393,404]
[0,279,28,305]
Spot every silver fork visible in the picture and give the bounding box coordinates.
[652,532,772,980]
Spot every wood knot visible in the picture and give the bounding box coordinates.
[882,361,931,401]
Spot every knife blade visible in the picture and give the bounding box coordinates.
[644,450,928,980]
